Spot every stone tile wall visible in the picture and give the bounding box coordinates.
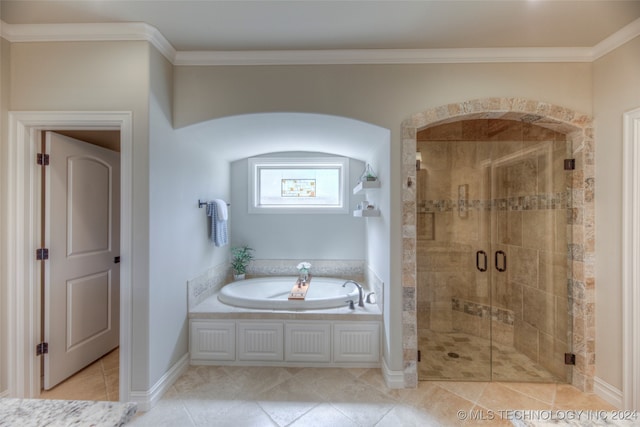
[402,98,594,391]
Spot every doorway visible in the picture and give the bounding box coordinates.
[399,98,595,391]
[416,119,572,383]
[5,111,132,401]
[39,131,121,399]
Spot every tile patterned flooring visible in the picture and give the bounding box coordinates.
[39,347,617,426]
[38,347,119,402]
[130,366,616,427]
[420,330,562,382]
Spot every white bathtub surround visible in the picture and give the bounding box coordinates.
[187,262,230,310]
[0,398,137,426]
[219,276,360,310]
[191,289,381,320]
[189,289,382,368]
[247,259,365,279]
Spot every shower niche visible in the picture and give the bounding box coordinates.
[416,119,572,383]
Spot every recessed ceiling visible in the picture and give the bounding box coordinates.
[2,1,640,51]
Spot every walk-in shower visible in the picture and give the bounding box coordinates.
[416,119,572,383]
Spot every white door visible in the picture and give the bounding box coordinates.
[44,132,120,389]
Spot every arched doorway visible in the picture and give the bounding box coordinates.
[400,98,594,391]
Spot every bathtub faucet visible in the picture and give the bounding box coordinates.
[343,280,365,307]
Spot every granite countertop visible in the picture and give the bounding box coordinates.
[0,398,137,427]
[510,410,639,427]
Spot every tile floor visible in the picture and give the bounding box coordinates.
[38,347,119,402]
[420,330,562,382]
[38,348,617,426]
[130,365,617,427]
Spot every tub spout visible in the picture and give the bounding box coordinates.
[343,280,365,307]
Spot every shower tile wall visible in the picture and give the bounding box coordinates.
[417,119,570,381]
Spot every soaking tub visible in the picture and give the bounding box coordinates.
[218,276,361,310]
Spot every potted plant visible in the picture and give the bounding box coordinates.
[231,246,254,280]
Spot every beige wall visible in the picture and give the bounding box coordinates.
[174,61,593,370]
[593,35,640,391]
[6,41,153,391]
[175,63,592,130]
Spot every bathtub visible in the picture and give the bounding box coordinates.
[218,276,361,310]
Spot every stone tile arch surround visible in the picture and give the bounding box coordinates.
[401,98,594,391]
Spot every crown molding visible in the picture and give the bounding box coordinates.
[174,47,594,66]
[1,18,639,66]
[592,17,640,61]
[0,21,177,62]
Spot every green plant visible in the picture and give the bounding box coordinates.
[231,246,254,275]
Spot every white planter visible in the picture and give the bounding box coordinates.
[233,273,246,281]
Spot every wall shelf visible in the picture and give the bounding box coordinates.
[353,209,380,217]
[353,180,381,217]
[353,180,380,195]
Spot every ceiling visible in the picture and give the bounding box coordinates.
[2,1,640,52]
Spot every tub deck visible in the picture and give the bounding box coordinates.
[190,289,382,321]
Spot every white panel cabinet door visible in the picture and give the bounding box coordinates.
[44,132,120,389]
[190,320,236,361]
[285,322,331,363]
[333,322,380,363]
[238,322,284,361]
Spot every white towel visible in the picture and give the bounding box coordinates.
[214,199,228,221]
[206,201,228,247]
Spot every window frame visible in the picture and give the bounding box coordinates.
[248,156,350,214]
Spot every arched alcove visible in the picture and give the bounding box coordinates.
[400,98,594,391]
[177,112,390,162]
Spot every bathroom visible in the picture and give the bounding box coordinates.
[148,94,595,401]
[173,112,393,372]
[181,102,588,390]
[7,34,632,410]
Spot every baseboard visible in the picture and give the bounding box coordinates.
[594,376,622,409]
[129,353,189,412]
[382,357,405,389]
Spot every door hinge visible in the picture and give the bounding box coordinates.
[36,248,49,260]
[37,153,50,166]
[417,350,421,362]
[564,159,576,171]
[36,342,49,356]
[564,353,576,365]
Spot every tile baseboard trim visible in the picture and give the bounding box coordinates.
[594,376,622,409]
[382,357,405,389]
[129,353,189,412]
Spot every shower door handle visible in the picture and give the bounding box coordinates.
[495,250,506,272]
[476,250,487,272]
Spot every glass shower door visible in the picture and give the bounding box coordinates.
[489,137,572,383]
[416,138,493,381]
[417,120,573,383]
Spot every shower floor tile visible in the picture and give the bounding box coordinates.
[419,329,563,383]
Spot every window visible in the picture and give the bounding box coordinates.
[248,157,349,214]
